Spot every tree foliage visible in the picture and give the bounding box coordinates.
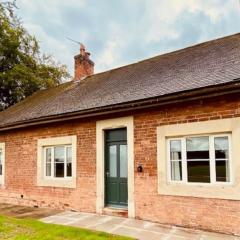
[0,1,70,110]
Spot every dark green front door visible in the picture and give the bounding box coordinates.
[105,128,128,207]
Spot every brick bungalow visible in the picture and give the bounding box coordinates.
[0,33,240,235]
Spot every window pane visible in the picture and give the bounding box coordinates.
[187,161,210,183]
[44,148,52,177]
[216,160,230,182]
[187,137,209,159]
[54,146,65,162]
[0,151,2,176]
[214,137,230,182]
[67,163,72,177]
[54,163,64,178]
[171,161,182,181]
[170,140,181,160]
[66,147,72,177]
[54,146,65,178]
[66,147,72,163]
[46,148,52,162]
[120,145,127,178]
[46,163,51,176]
[215,137,229,159]
[109,145,117,177]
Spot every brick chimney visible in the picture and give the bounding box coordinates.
[74,43,94,81]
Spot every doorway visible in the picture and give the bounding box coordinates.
[105,128,128,207]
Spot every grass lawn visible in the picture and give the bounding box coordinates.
[0,215,133,240]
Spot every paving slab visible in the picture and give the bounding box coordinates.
[144,223,172,234]
[92,222,118,232]
[135,231,165,240]
[111,226,141,239]
[41,211,240,240]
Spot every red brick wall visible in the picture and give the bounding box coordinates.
[0,120,96,212]
[0,94,240,235]
[134,94,240,235]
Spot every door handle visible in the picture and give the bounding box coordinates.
[106,172,110,177]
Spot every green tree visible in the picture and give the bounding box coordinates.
[0,1,70,111]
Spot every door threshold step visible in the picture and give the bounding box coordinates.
[103,207,128,218]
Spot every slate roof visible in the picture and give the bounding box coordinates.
[0,33,240,128]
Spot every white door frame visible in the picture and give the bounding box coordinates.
[96,116,135,218]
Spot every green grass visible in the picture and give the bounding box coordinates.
[0,215,133,240]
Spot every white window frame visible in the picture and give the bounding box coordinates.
[0,143,5,186]
[37,136,77,188]
[43,145,72,179]
[157,118,240,200]
[167,134,232,186]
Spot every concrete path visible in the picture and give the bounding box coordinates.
[41,211,240,240]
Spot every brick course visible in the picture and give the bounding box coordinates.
[0,94,240,235]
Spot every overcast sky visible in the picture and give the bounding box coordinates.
[16,0,240,77]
